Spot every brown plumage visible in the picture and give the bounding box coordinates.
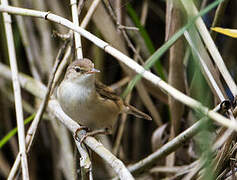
[57,58,151,131]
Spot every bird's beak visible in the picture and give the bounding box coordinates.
[86,68,100,74]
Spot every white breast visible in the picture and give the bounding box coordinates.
[57,80,93,116]
[57,80,119,130]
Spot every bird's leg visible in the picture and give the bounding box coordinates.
[78,128,112,145]
[74,126,89,141]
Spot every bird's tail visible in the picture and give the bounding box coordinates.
[123,104,152,120]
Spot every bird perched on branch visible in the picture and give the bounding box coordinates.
[57,58,151,140]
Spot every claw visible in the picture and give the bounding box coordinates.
[74,126,89,141]
[77,128,112,145]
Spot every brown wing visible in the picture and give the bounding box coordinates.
[95,80,152,120]
[95,80,121,102]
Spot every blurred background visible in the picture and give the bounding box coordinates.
[0,0,237,179]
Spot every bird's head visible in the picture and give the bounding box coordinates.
[65,58,100,84]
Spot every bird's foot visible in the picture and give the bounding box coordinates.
[75,128,111,145]
[74,126,89,141]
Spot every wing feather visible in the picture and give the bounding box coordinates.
[95,80,122,108]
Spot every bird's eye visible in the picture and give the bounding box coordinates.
[74,67,81,73]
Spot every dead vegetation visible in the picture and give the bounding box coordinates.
[1,0,237,179]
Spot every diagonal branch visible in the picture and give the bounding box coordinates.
[0,3,236,134]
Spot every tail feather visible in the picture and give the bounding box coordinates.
[124,104,152,120]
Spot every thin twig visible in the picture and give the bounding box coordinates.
[32,0,54,74]
[134,0,162,125]
[126,117,209,176]
[70,0,83,58]
[210,0,230,40]
[117,25,139,31]
[51,44,72,95]
[74,139,92,179]
[12,0,41,81]
[112,94,131,155]
[184,29,227,100]
[109,76,130,90]
[103,0,144,63]
[77,0,85,16]
[80,0,101,28]
[1,0,29,179]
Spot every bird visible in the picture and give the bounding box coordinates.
[57,58,151,140]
